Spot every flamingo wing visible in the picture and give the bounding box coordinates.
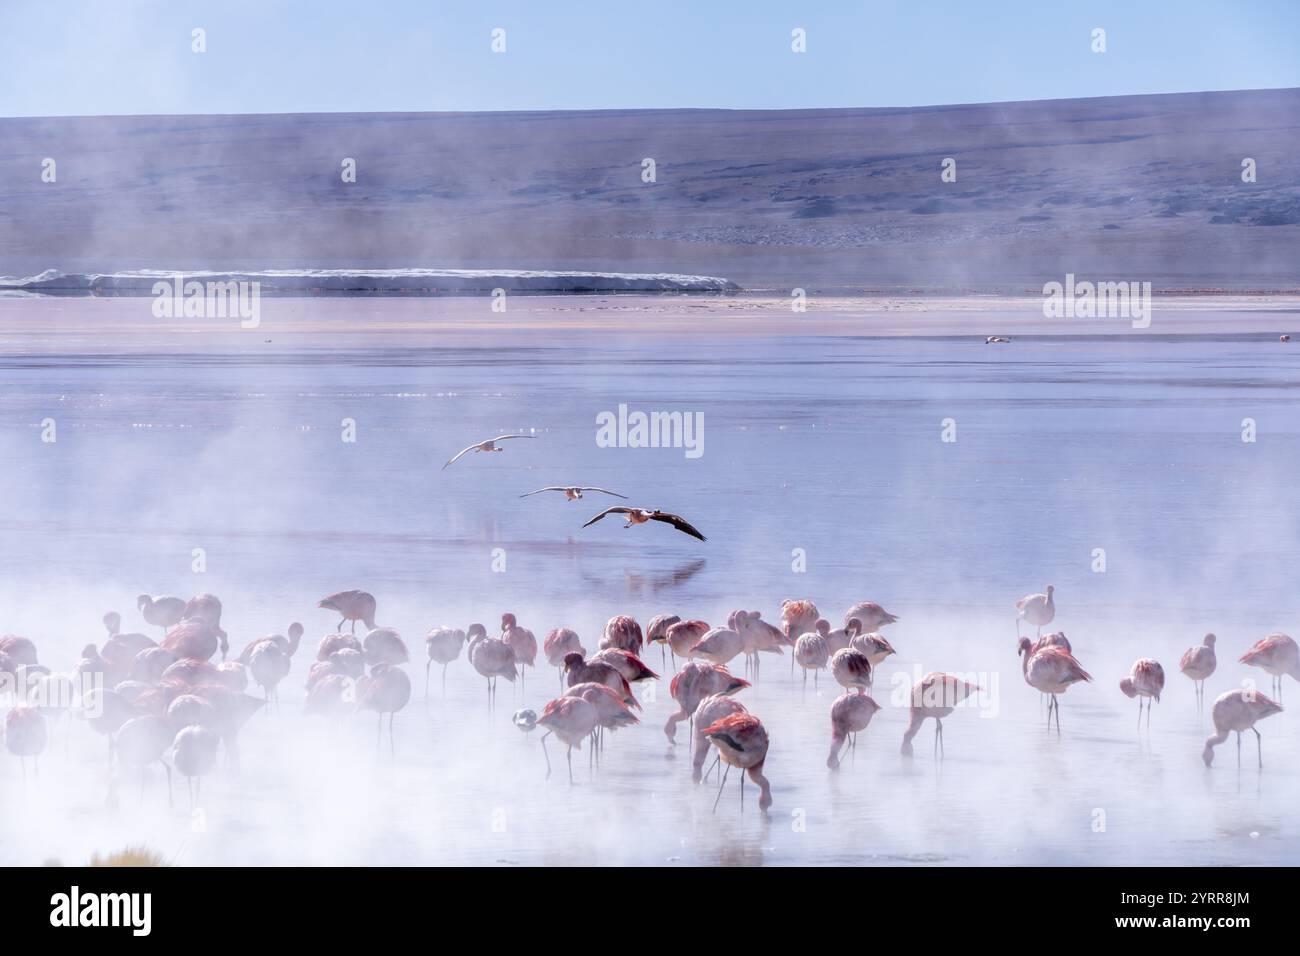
[579,487,628,498]
[582,506,633,528]
[650,511,706,541]
[519,487,566,497]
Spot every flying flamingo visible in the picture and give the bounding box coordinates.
[1203,688,1283,767]
[1015,585,1055,639]
[664,662,749,744]
[443,433,535,469]
[519,485,626,501]
[645,614,681,670]
[827,692,880,770]
[166,724,221,810]
[1017,638,1091,734]
[843,601,899,633]
[318,590,377,634]
[501,614,537,690]
[1239,633,1300,698]
[137,594,186,637]
[468,624,517,712]
[689,626,744,666]
[424,627,466,699]
[358,663,411,757]
[831,647,873,695]
[693,694,748,782]
[1179,634,1217,711]
[901,673,980,758]
[544,628,585,689]
[795,624,831,689]
[599,616,644,655]
[537,696,600,783]
[703,712,772,813]
[4,706,47,780]
[1119,658,1165,730]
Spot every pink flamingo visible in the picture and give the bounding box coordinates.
[136,594,186,638]
[501,614,537,690]
[599,615,644,655]
[849,630,896,685]
[161,618,222,662]
[1015,585,1055,639]
[113,714,173,806]
[689,626,744,666]
[1203,688,1283,767]
[703,712,772,813]
[665,619,709,665]
[693,694,748,782]
[4,706,47,779]
[423,627,466,699]
[544,628,585,688]
[831,647,872,695]
[182,594,228,659]
[363,627,409,666]
[901,673,980,757]
[565,682,639,761]
[563,653,637,709]
[844,601,899,632]
[591,647,658,684]
[781,599,820,675]
[538,696,600,783]
[468,624,516,712]
[827,693,880,769]
[823,618,861,655]
[731,610,784,680]
[1018,638,1091,733]
[318,590,377,634]
[165,724,220,810]
[1239,633,1300,698]
[645,614,681,670]
[664,662,749,744]
[1120,658,1165,730]
[358,663,411,757]
[1179,633,1217,711]
[318,632,363,660]
[795,623,831,689]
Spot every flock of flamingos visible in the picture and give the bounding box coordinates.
[0,584,1296,813]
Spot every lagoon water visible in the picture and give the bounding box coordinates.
[0,298,1298,865]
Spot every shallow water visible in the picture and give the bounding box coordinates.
[1,312,1298,865]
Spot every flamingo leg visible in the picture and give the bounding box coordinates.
[1253,726,1262,768]
[712,762,731,812]
[540,730,552,779]
[424,660,431,702]
[567,745,574,785]
[1236,730,1242,768]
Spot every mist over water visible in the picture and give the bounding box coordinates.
[1,304,1298,865]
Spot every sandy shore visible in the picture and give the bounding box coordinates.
[1,293,1298,352]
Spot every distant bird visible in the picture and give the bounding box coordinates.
[1203,689,1283,768]
[520,486,626,501]
[731,610,784,680]
[645,613,682,669]
[599,615,644,655]
[782,599,820,675]
[165,724,221,809]
[1282,334,1291,343]
[424,627,467,699]
[358,663,411,757]
[1018,638,1091,733]
[363,627,410,667]
[703,713,772,813]
[582,507,706,541]
[4,706,47,779]
[689,627,745,666]
[137,595,186,636]
[182,594,227,656]
[985,336,1010,344]
[1119,658,1165,730]
[827,693,880,770]
[831,648,872,695]
[501,614,537,688]
[443,434,535,469]
[849,631,897,680]
[237,623,304,663]
[318,590,377,633]
[1015,585,1055,638]
[468,624,516,711]
[246,640,292,712]
[543,628,585,689]
[538,696,600,783]
[664,662,749,744]
[692,694,748,783]
[1179,634,1217,710]
[795,624,831,689]
[665,620,710,664]
[317,632,363,660]
[844,602,899,633]
[901,673,980,758]
[1239,633,1300,698]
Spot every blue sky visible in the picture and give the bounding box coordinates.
[1,0,1297,116]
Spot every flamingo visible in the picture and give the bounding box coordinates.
[795,624,830,689]
[1119,658,1165,730]
[844,601,899,633]
[161,618,222,662]
[318,590,377,633]
[565,681,639,760]
[318,632,363,660]
[501,614,537,690]
[599,615,644,655]
[4,706,47,779]
[519,485,625,501]
[1017,638,1091,733]
[166,724,221,809]
[664,662,748,744]
[1179,633,1217,711]
[645,614,681,670]
[543,628,585,689]
[358,663,411,757]
[181,594,228,659]
[1015,585,1055,638]
[689,627,744,666]
[823,617,861,655]
[665,619,709,666]
[703,712,772,813]
[582,507,706,541]
[443,433,535,469]
[217,661,249,693]
[590,648,658,684]
[831,647,872,695]
[781,599,820,675]
[1203,689,1283,767]
[306,649,365,689]
[246,640,292,713]
[1239,633,1300,698]
[101,613,156,677]
[363,627,410,666]
[537,696,600,783]
[468,624,517,712]
[112,714,173,806]
[131,646,176,683]
[563,653,637,709]
[731,610,783,680]
[827,692,880,770]
[424,627,466,699]
[693,694,748,782]
[305,673,355,719]
[849,630,897,683]
[81,688,136,763]
[901,673,980,757]
[237,623,304,662]
[137,595,186,637]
